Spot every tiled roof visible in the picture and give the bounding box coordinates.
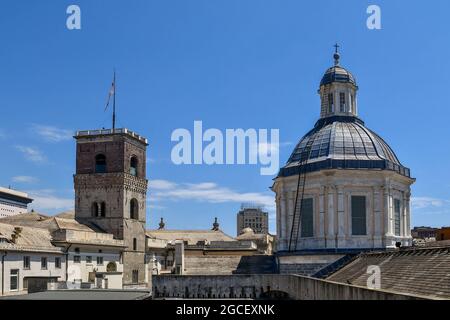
[0,212,100,233]
[55,210,75,219]
[0,222,62,253]
[53,217,97,232]
[0,212,122,247]
[326,247,450,299]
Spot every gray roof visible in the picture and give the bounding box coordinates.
[327,246,450,299]
[280,116,411,178]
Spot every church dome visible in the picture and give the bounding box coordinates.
[278,47,410,179]
[279,116,411,178]
[320,65,356,87]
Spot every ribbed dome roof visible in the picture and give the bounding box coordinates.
[279,116,410,178]
[320,65,356,86]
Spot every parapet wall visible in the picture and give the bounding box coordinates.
[152,274,428,300]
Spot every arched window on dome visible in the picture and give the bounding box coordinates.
[130,156,138,177]
[130,198,139,220]
[339,92,346,113]
[351,94,356,114]
[328,93,334,113]
[95,154,107,173]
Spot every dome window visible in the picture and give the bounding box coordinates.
[328,93,334,113]
[300,198,314,238]
[350,94,355,113]
[339,92,346,112]
[394,199,401,236]
[351,196,367,236]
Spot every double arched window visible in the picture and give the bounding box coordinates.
[91,202,106,217]
[130,156,138,177]
[130,198,139,220]
[95,154,107,173]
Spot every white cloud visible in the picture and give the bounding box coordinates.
[16,146,47,163]
[12,176,39,184]
[27,189,73,212]
[32,124,73,142]
[147,203,166,210]
[411,197,447,210]
[149,179,177,190]
[149,179,275,211]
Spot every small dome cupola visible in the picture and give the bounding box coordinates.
[319,44,358,119]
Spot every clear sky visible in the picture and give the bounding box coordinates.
[1,0,449,235]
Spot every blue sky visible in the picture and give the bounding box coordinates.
[0,0,449,235]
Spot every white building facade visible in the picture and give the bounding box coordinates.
[0,223,66,296]
[0,187,33,218]
[273,51,415,252]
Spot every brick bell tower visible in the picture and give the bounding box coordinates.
[73,128,148,286]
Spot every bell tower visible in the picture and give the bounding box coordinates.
[73,128,148,286]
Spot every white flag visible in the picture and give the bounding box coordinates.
[104,78,115,111]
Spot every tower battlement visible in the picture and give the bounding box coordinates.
[75,128,148,145]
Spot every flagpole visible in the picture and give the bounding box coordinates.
[112,70,116,131]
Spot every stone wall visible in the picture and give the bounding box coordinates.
[184,255,243,275]
[152,274,428,300]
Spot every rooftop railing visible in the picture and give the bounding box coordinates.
[75,128,148,144]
